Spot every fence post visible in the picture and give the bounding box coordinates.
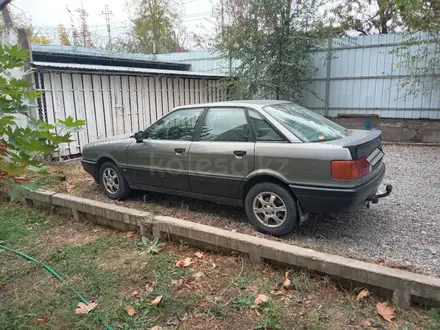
[324,38,332,117]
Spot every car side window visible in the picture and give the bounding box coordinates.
[145,108,203,140]
[199,107,250,142]
[248,110,285,141]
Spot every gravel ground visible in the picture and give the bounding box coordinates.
[289,145,440,277]
[45,145,440,277]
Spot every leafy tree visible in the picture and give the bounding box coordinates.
[398,0,440,32]
[57,24,72,46]
[66,6,94,48]
[121,0,182,53]
[216,0,340,101]
[0,45,85,200]
[394,0,440,96]
[330,0,402,35]
[30,29,51,44]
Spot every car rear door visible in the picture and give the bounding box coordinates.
[188,107,255,199]
[126,108,204,191]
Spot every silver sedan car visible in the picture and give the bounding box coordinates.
[81,100,391,236]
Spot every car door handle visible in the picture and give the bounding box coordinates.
[174,148,186,154]
[233,150,247,157]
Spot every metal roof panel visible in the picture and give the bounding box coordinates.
[32,61,226,78]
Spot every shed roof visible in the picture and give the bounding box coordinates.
[32,61,227,78]
[32,44,191,71]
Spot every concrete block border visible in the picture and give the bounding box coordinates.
[23,190,440,308]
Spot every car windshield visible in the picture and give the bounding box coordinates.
[263,103,349,142]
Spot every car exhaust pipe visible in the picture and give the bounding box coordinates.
[366,184,393,204]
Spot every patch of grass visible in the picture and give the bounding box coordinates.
[303,310,331,330]
[254,302,283,330]
[233,294,256,310]
[429,308,440,325]
[257,277,278,294]
[2,201,439,330]
[0,202,54,247]
[289,270,312,293]
[200,300,227,319]
[235,277,253,289]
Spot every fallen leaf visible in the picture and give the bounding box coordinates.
[361,320,372,327]
[36,318,48,325]
[171,279,185,288]
[194,251,204,259]
[132,290,140,297]
[175,257,193,267]
[124,231,137,238]
[167,316,179,325]
[126,306,136,316]
[75,302,97,314]
[376,302,395,322]
[192,272,205,281]
[150,326,163,330]
[254,294,268,305]
[283,271,292,290]
[156,243,166,252]
[151,295,163,305]
[356,289,369,301]
[145,280,158,293]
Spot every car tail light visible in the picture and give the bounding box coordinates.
[331,157,371,180]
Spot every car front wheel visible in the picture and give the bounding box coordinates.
[245,182,298,236]
[99,161,130,200]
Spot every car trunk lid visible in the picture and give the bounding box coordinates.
[325,129,384,183]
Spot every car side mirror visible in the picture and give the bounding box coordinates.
[134,131,144,143]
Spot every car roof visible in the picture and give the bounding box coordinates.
[174,100,290,110]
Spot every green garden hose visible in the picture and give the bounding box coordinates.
[0,244,112,330]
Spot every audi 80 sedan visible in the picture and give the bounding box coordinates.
[81,100,392,236]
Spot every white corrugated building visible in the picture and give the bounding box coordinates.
[31,45,227,158]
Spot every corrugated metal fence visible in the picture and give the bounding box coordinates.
[34,70,224,157]
[303,34,440,119]
[157,33,440,119]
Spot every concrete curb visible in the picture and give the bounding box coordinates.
[23,190,440,308]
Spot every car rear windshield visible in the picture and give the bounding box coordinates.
[263,103,349,142]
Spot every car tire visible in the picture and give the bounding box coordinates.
[245,182,298,236]
[99,161,130,200]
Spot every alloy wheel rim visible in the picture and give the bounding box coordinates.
[252,192,287,228]
[103,168,119,194]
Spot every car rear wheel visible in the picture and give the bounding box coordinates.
[99,161,130,200]
[245,182,298,236]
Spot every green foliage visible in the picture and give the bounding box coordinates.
[393,0,440,97]
[137,236,166,255]
[254,301,283,330]
[0,44,85,200]
[429,308,440,325]
[397,0,440,32]
[331,0,402,35]
[30,29,51,45]
[216,0,340,102]
[233,294,256,310]
[0,203,54,248]
[121,0,182,53]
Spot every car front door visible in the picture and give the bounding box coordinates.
[188,107,255,199]
[127,108,204,191]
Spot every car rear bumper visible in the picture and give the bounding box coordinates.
[289,164,387,214]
